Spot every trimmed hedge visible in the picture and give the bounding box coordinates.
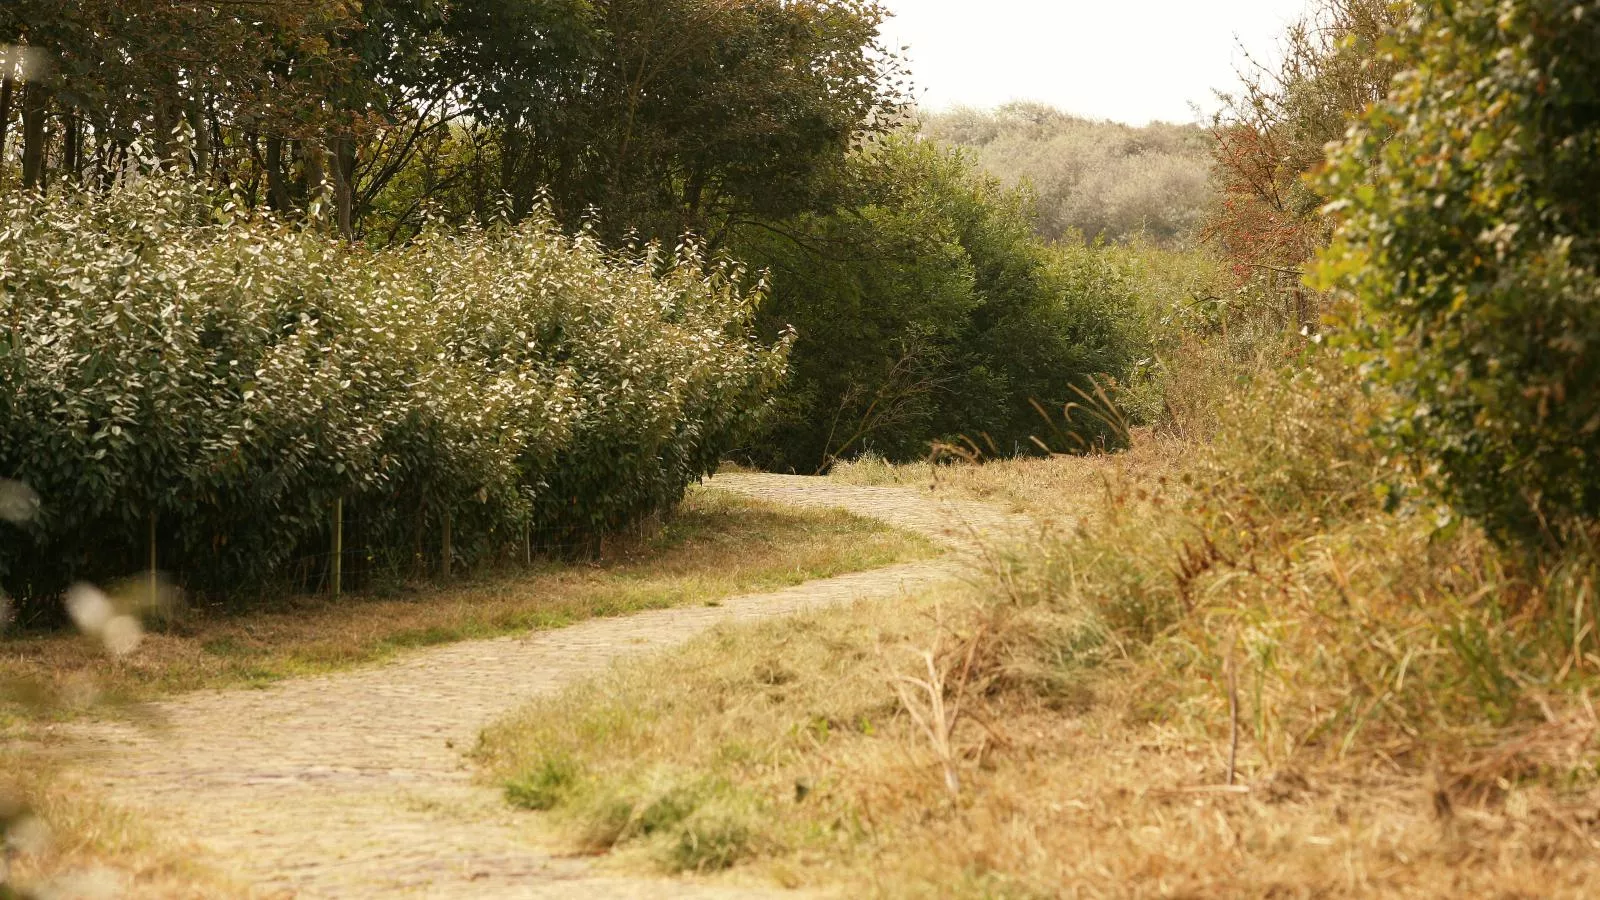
[0,177,787,619]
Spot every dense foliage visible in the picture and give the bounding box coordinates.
[0,0,905,245]
[0,0,1163,474]
[1318,0,1600,549]
[736,138,1148,472]
[924,103,1211,246]
[0,175,786,619]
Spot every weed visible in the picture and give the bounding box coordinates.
[666,806,755,873]
[504,756,581,812]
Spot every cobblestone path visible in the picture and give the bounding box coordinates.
[65,476,1032,898]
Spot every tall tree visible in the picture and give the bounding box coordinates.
[0,0,357,195]
[444,0,906,244]
[2,0,904,248]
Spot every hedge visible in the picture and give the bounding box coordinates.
[0,176,787,621]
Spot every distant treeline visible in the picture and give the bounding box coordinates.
[923,103,1212,247]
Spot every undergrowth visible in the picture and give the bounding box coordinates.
[481,345,1600,897]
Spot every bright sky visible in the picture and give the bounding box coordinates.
[880,0,1315,125]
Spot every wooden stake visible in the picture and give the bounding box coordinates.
[441,511,453,579]
[1226,656,1241,787]
[331,497,343,599]
[148,512,158,608]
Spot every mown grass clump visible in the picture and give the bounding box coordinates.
[475,597,940,880]
[494,740,766,873]
[504,755,582,812]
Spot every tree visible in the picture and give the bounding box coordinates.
[1206,0,1405,279]
[736,137,1146,472]
[1,0,904,247]
[1317,0,1600,548]
[923,103,1213,247]
[442,0,905,245]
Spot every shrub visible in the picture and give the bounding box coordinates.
[1317,0,1600,549]
[735,137,1149,471]
[0,175,786,620]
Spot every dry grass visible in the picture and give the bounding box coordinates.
[477,524,1600,897]
[0,485,934,731]
[830,442,1174,528]
[474,589,956,878]
[2,749,238,898]
[480,362,1600,897]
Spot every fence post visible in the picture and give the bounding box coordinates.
[148,511,158,608]
[441,511,453,580]
[524,520,532,568]
[331,497,343,599]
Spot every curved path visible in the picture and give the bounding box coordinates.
[64,475,1032,898]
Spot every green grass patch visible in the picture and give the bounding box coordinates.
[474,594,943,882]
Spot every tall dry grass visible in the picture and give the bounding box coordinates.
[481,331,1600,896]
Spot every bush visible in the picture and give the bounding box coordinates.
[1317,0,1600,549]
[0,176,786,620]
[736,137,1149,472]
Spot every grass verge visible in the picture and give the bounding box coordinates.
[2,748,235,899]
[1,485,934,729]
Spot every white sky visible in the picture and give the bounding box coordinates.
[880,0,1316,125]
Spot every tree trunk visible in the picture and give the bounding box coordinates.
[498,126,521,223]
[63,110,80,183]
[112,141,129,191]
[151,95,175,165]
[0,78,12,188]
[94,134,111,192]
[20,82,48,189]
[302,139,325,207]
[265,136,290,212]
[187,96,210,178]
[330,133,356,240]
[243,130,262,207]
[209,107,224,180]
